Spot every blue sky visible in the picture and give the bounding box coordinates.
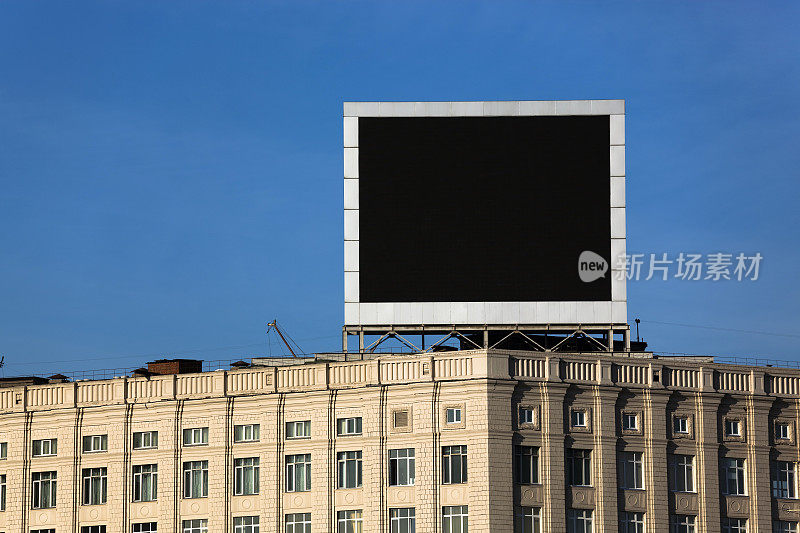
[1,1,799,376]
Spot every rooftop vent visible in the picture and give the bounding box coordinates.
[146,359,203,375]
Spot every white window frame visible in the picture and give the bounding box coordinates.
[619,511,645,533]
[182,427,209,446]
[673,416,689,435]
[774,521,799,533]
[515,445,539,485]
[777,422,792,441]
[337,450,363,489]
[81,467,107,505]
[183,460,209,499]
[337,509,363,533]
[390,507,416,533]
[234,424,260,443]
[571,410,587,428]
[80,526,107,533]
[286,512,312,533]
[619,451,644,490]
[234,457,260,496]
[337,417,363,436]
[32,471,57,509]
[442,505,468,533]
[567,449,592,487]
[286,454,312,492]
[389,448,416,487]
[622,413,638,431]
[446,408,462,424]
[133,431,158,450]
[722,457,747,496]
[725,419,742,437]
[132,523,158,533]
[82,434,108,453]
[516,506,542,533]
[442,445,468,485]
[32,438,57,457]
[723,518,748,533]
[671,454,695,493]
[233,515,260,533]
[132,464,158,502]
[182,519,208,533]
[0,474,6,512]
[519,407,535,425]
[286,420,312,439]
[774,461,798,499]
[567,508,593,533]
[0,441,7,459]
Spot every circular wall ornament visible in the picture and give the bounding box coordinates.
[293,496,303,507]
[191,502,200,513]
[140,506,150,517]
[397,490,408,502]
[89,509,99,519]
[678,496,689,509]
[345,492,355,504]
[242,498,252,509]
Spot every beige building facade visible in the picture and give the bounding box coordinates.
[1,349,800,533]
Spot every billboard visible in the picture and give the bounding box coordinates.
[344,101,626,326]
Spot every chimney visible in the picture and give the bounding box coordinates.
[146,359,203,375]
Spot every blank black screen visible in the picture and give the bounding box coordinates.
[358,115,611,302]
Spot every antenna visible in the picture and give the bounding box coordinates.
[634,318,641,342]
[0,355,4,369]
[266,320,303,358]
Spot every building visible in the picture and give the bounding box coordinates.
[1,349,800,533]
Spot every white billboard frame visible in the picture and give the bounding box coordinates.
[343,100,627,326]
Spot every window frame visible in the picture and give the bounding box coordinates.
[566,448,592,487]
[182,427,209,447]
[182,519,209,533]
[286,512,312,533]
[82,434,108,454]
[619,511,645,533]
[133,431,158,450]
[671,454,696,493]
[515,445,539,485]
[286,453,312,493]
[233,515,260,533]
[389,448,416,487]
[337,450,363,489]
[337,509,363,533]
[619,451,644,490]
[31,471,57,509]
[567,508,593,533]
[286,420,312,439]
[132,463,158,502]
[32,438,58,457]
[337,417,363,437]
[234,424,261,443]
[722,457,747,496]
[234,457,260,496]
[389,507,416,533]
[442,505,468,533]
[81,467,108,506]
[442,445,468,485]
[515,506,542,533]
[773,461,798,499]
[182,460,209,499]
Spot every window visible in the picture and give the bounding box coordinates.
[515,445,539,485]
[725,419,741,437]
[133,524,158,533]
[566,449,592,486]
[133,464,158,502]
[567,509,593,533]
[337,417,363,436]
[620,512,645,533]
[337,509,363,533]
[81,527,106,533]
[337,451,362,489]
[571,410,587,428]
[515,506,541,533]
[0,474,5,511]
[442,505,468,533]
[619,452,644,490]
[390,507,416,533]
[82,467,107,505]
[622,413,638,431]
[442,445,467,484]
[774,522,799,533]
[671,514,695,533]
[82,435,108,453]
[234,457,260,495]
[722,457,747,495]
[32,439,57,457]
[389,448,415,486]
[673,416,689,435]
[777,422,793,441]
[32,471,57,509]
[133,431,158,450]
[0,442,6,459]
[774,461,797,499]
[446,408,462,424]
[183,427,209,446]
[286,454,311,492]
[183,460,209,498]
[286,420,311,439]
[31,530,56,533]
[393,410,410,429]
[234,424,260,443]
[723,518,748,533]
[286,513,312,533]
[671,454,695,492]
[234,516,260,533]
[519,407,535,426]
[183,519,208,533]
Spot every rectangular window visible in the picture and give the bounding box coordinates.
[286,512,312,533]
[234,457,260,495]
[234,424,260,443]
[566,449,592,487]
[446,408,462,424]
[620,512,645,533]
[515,506,541,533]
[0,442,7,459]
[182,427,209,446]
[82,435,108,453]
[515,445,539,485]
[671,515,696,533]
[81,527,107,533]
[132,523,158,533]
[31,530,56,533]
[519,407,535,425]
[32,439,57,457]
[723,518,748,533]
[725,419,741,437]
[671,454,695,493]
[286,454,312,492]
[442,445,468,484]
[286,513,312,533]
[337,451,363,489]
[337,417,363,436]
[571,410,587,428]
[777,422,792,441]
[82,467,107,505]
[774,522,799,533]
[337,509,363,533]
[622,413,638,431]
[0,474,5,512]
[133,431,158,450]
[183,460,209,498]
[389,448,415,486]
[390,507,416,533]
[619,451,644,490]
[442,505,468,533]
[567,509,593,533]
[182,519,208,533]
[673,416,689,434]
[132,464,158,502]
[394,410,410,429]
[722,458,747,495]
[286,420,311,439]
[774,461,798,499]
[31,471,57,509]
[234,516,260,533]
